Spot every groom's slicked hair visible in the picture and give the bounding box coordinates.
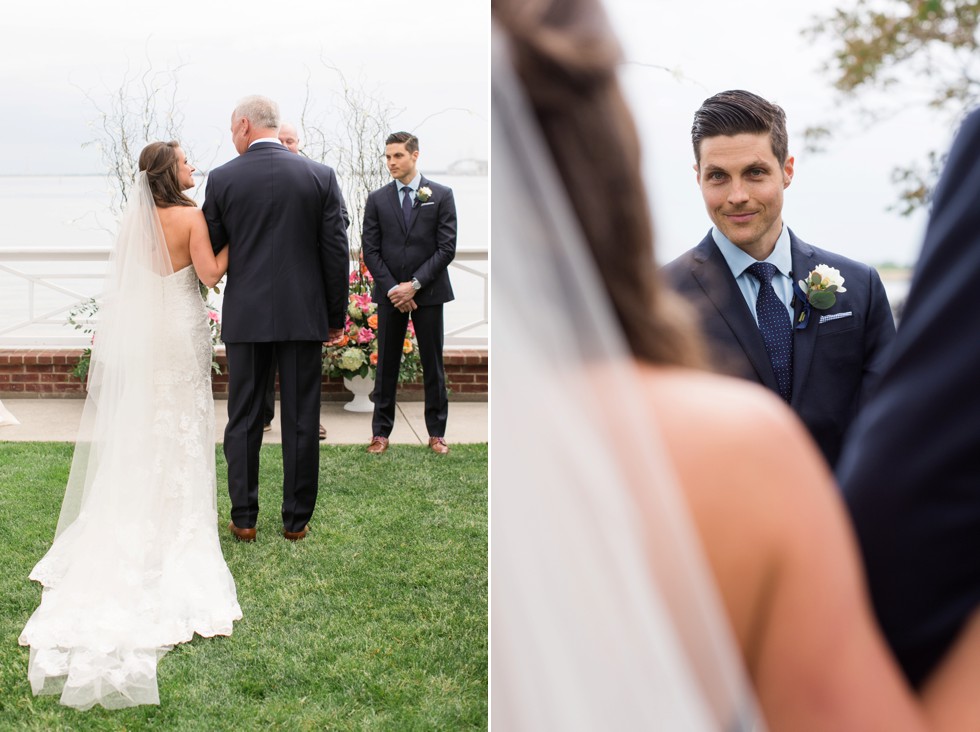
[234,95,281,130]
[691,90,789,166]
[139,141,195,208]
[386,131,418,154]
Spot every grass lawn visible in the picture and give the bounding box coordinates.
[0,442,488,731]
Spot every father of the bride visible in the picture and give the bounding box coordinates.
[204,95,349,542]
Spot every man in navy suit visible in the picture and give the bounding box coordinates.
[362,132,457,455]
[203,95,349,542]
[838,108,980,687]
[662,90,895,468]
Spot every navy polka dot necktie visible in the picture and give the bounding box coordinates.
[747,261,793,402]
[401,187,413,227]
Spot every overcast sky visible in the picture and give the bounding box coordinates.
[1,0,488,176]
[604,0,962,267]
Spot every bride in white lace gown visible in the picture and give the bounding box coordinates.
[19,142,241,710]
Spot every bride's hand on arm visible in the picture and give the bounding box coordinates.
[189,211,226,288]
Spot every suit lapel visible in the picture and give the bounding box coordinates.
[385,181,407,234]
[789,232,820,406]
[691,236,779,391]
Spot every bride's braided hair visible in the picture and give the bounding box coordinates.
[138,141,196,208]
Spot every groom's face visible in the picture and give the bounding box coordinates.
[695,132,794,259]
[385,143,419,185]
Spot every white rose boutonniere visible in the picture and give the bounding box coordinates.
[415,186,433,204]
[794,264,847,329]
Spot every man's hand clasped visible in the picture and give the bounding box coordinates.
[389,282,418,313]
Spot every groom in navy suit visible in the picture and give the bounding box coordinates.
[662,90,895,468]
[203,95,349,542]
[838,107,980,687]
[362,132,457,455]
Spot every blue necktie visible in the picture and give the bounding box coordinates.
[747,262,793,402]
[402,186,413,227]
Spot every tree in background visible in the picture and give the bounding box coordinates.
[805,0,980,214]
[299,63,398,265]
[81,63,203,219]
[73,64,220,377]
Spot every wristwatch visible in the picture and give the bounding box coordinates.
[411,278,422,291]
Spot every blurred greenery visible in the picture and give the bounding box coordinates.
[804,0,980,213]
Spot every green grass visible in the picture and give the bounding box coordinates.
[0,443,488,731]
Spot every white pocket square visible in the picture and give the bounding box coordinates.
[819,311,853,324]
[420,201,435,207]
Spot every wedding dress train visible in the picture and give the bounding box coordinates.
[18,175,241,710]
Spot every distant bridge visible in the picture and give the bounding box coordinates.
[446,159,488,176]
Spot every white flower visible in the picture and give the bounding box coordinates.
[417,186,433,203]
[813,264,846,292]
[798,264,846,311]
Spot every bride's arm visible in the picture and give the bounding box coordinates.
[189,209,227,288]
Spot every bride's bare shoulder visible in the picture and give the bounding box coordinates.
[157,204,203,224]
[636,363,832,533]
[638,365,803,451]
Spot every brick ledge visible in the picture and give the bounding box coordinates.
[0,348,488,401]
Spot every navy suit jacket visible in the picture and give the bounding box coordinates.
[202,142,349,342]
[837,108,980,687]
[662,230,895,467]
[361,177,456,306]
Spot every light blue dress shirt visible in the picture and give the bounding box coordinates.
[398,173,421,207]
[712,225,795,326]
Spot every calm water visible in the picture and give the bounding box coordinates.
[0,174,488,345]
[0,173,488,250]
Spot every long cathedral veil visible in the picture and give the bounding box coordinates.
[54,172,176,537]
[491,28,762,731]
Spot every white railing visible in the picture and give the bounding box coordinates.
[0,248,489,348]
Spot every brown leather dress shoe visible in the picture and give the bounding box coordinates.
[367,436,389,454]
[428,437,449,454]
[319,423,327,441]
[228,521,256,542]
[283,525,308,542]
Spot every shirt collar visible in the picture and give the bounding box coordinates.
[397,173,422,192]
[712,225,793,279]
[249,137,283,148]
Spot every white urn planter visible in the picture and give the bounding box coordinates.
[343,376,374,413]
